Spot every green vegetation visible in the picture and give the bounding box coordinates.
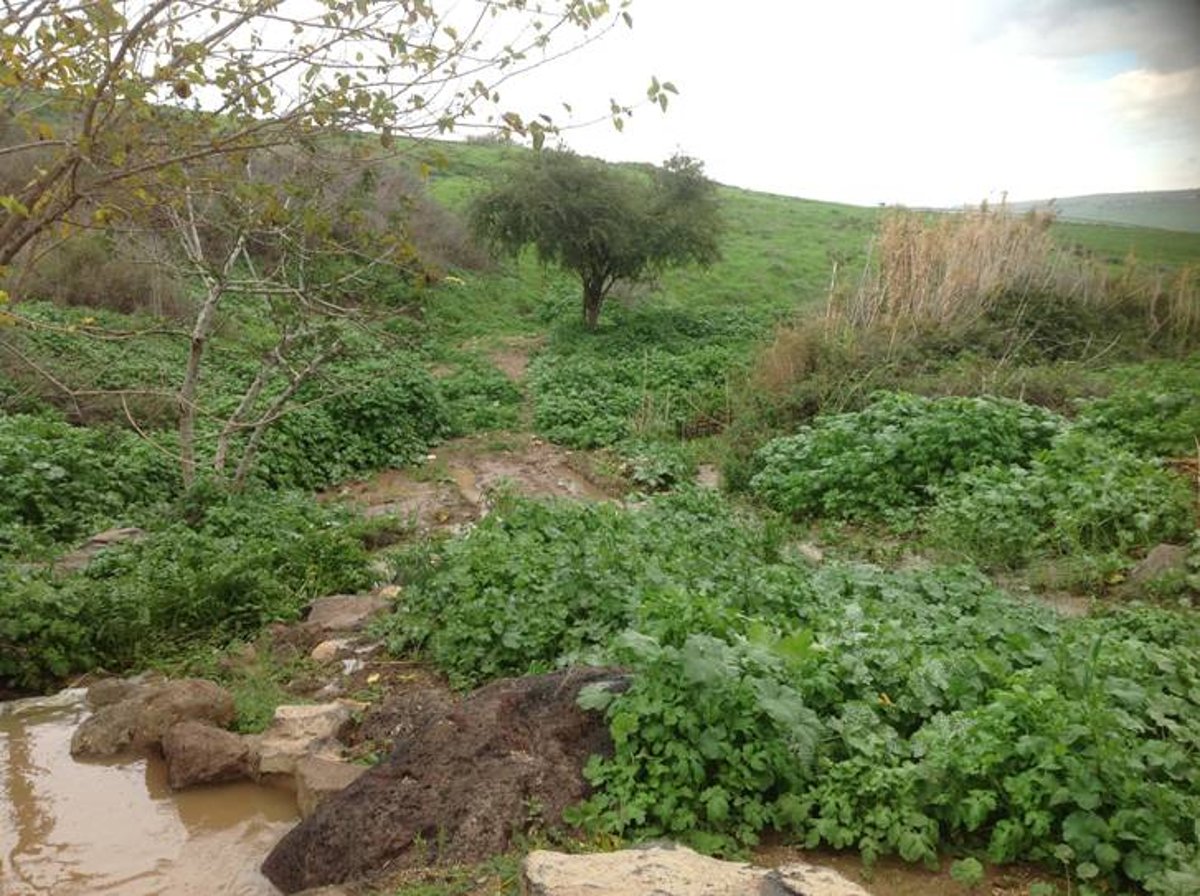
[379,490,1200,894]
[0,488,372,689]
[749,393,1064,523]
[2,108,1198,896]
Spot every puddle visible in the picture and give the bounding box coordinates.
[1,690,297,895]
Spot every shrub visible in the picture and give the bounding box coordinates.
[530,307,755,448]
[929,429,1194,568]
[378,489,792,688]
[0,488,372,689]
[1076,360,1200,458]
[437,358,524,435]
[15,231,189,317]
[253,357,450,489]
[749,393,1064,522]
[0,411,179,553]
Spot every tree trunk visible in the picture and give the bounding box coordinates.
[582,283,603,331]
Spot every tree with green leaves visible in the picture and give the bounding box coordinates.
[469,150,722,329]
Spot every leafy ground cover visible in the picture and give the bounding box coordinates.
[750,392,1194,580]
[378,489,1200,895]
[0,487,373,690]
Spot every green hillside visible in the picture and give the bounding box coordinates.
[1009,188,1200,234]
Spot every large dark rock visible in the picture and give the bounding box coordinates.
[261,667,626,894]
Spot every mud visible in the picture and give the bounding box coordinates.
[324,434,611,534]
[0,689,297,896]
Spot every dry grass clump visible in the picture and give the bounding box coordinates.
[824,202,1199,352]
[731,202,1200,461]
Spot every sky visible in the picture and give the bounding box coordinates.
[491,0,1200,208]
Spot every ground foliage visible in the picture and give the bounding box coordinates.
[0,487,372,690]
[0,412,179,555]
[1075,359,1200,458]
[379,489,1200,894]
[750,392,1194,574]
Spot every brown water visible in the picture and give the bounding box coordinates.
[0,689,298,895]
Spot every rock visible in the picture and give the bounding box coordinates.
[295,757,367,818]
[71,678,235,757]
[261,667,627,894]
[304,594,391,634]
[310,638,352,663]
[695,464,721,490]
[54,526,146,573]
[773,862,876,896]
[795,542,824,564]
[85,671,164,709]
[162,720,256,789]
[1128,543,1189,586]
[522,844,873,896]
[256,702,356,775]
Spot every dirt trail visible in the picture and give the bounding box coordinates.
[324,433,612,534]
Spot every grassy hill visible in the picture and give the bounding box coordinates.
[1008,188,1200,234]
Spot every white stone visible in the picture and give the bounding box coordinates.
[255,702,354,775]
[522,844,873,896]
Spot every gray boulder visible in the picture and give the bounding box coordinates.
[71,678,235,757]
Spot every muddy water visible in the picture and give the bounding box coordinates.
[1,690,297,895]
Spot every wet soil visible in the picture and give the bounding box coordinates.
[756,845,1061,896]
[323,433,613,535]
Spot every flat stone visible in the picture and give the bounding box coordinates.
[310,638,352,663]
[305,595,390,633]
[522,844,873,896]
[162,720,256,789]
[295,757,367,818]
[54,527,146,573]
[256,702,355,775]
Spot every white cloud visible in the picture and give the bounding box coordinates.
[484,0,1200,206]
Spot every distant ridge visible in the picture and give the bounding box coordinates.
[1006,189,1200,234]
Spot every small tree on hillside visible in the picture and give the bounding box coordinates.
[469,150,722,329]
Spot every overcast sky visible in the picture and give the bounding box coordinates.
[494,0,1200,207]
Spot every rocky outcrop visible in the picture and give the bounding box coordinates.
[162,720,257,789]
[261,667,627,894]
[523,844,874,896]
[70,678,235,757]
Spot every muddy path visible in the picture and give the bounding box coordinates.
[323,432,615,535]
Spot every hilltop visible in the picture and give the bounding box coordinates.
[1006,187,1200,234]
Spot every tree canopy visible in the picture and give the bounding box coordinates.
[469,150,722,329]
